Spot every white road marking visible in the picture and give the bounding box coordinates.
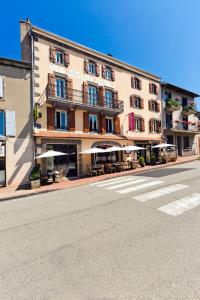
[134,184,188,202]
[158,193,200,216]
[106,179,146,190]
[117,181,163,194]
[91,177,136,187]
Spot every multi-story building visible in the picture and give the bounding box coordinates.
[161,83,200,156]
[20,19,163,177]
[0,57,33,187]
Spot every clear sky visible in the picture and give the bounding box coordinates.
[0,0,200,106]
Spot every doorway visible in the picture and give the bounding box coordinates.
[177,136,182,156]
[47,144,77,177]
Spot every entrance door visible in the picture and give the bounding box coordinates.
[48,144,78,177]
[177,136,182,156]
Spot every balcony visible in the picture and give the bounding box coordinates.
[165,98,181,113]
[182,105,196,116]
[47,84,124,116]
[165,120,200,133]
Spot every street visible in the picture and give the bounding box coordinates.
[1,160,200,299]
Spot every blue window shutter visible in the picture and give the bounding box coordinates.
[0,111,5,136]
[6,111,16,137]
[61,112,66,129]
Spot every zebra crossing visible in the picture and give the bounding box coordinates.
[90,176,200,217]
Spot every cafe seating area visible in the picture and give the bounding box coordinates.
[87,160,138,177]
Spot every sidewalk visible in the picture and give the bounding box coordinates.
[0,155,199,201]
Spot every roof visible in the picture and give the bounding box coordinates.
[0,57,31,69]
[161,82,199,98]
[20,20,160,82]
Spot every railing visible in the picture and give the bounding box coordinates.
[166,121,200,132]
[47,84,124,113]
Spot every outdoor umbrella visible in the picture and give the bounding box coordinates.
[122,145,146,151]
[104,146,122,152]
[79,147,106,154]
[36,150,67,170]
[152,143,176,149]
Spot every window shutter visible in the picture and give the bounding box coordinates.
[128,112,135,131]
[155,85,158,95]
[96,64,100,76]
[130,95,134,107]
[84,59,89,73]
[102,65,106,78]
[82,82,88,104]
[98,86,105,107]
[67,78,73,100]
[111,68,115,81]
[99,114,106,134]
[131,76,135,88]
[138,80,142,90]
[114,117,121,134]
[47,107,55,130]
[68,110,75,131]
[148,100,152,111]
[64,53,70,67]
[141,118,145,132]
[48,73,56,97]
[83,112,89,132]
[149,83,152,94]
[50,47,56,63]
[5,111,16,137]
[149,119,153,133]
[158,120,162,133]
[156,102,160,112]
[113,91,118,108]
[0,77,3,98]
[140,98,144,109]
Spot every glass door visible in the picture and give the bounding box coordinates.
[56,78,66,98]
[88,86,97,106]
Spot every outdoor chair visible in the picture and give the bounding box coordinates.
[87,165,98,177]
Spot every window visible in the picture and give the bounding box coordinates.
[166,113,172,129]
[89,114,98,132]
[151,101,157,112]
[153,120,158,132]
[105,90,113,107]
[0,77,3,98]
[105,68,112,80]
[150,83,157,95]
[88,85,97,105]
[55,51,64,65]
[0,111,5,136]
[134,117,141,131]
[106,117,113,133]
[134,97,141,109]
[182,98,188,107]
[88,62,96,74]
[133,77,141,90]
[183,115,188,130]
[55,110,67,130]
[56,77,66,98]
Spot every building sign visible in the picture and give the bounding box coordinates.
[50,64,115,88]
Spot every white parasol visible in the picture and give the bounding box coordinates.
[152,143,176,149]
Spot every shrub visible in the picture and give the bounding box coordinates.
[138,156,145,167]
[151,155,156,165]
[29,164,41,181]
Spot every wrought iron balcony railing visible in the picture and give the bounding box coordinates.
[47,84,124,114]
[165,120,200,132]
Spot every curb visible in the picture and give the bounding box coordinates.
[0,157,198,202]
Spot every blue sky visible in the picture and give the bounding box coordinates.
[0,0,200,106]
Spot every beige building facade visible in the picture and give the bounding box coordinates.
[162,83,200,156]
[0,57,34,187]
[20,19,163,177]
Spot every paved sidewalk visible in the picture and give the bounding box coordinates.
[0,155,199,201]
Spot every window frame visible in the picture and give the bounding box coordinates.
[151,83,157,95]
[89,114,98,132]
[134,117,141,132]
[153,119,158,132]
[55,77,66,98]
[55,110,67,130]
[105,67,112,80]
[105,117,113,133]
[105,89,113,108]
[88,62,96,75]
[55,51,64,65]
[134,96,141,109]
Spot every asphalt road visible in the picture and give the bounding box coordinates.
[1,160,200,299]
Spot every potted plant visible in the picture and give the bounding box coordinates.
[29,164,41,189]
[150,155,156,165]
[138,156,145,167]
